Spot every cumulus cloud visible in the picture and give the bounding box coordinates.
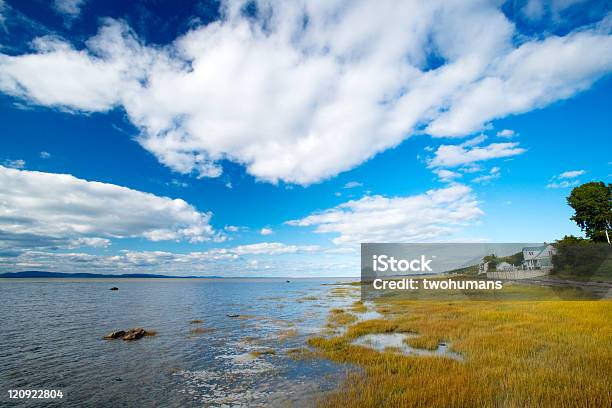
[0,2,610,184]
[0,165,220,252]
[39,151,51,159]
[428,142,526,168]
[496,129,516,138]
[287,184,483,245]
[0,242,326,276]
[259,227,273,235]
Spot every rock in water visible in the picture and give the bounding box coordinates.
[122,328,146,341]
[109,287,119,290]
[103,328,155,341]
[104,330,126,339]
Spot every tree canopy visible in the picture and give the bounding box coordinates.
[567,181,612,242]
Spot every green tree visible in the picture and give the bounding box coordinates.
[551,235,611,276]
[567,182,612,243]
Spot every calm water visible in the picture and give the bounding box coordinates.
[0,278,356,407]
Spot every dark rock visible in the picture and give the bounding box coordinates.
[104,328,155,341]
[122,328,146,341]
[104,330,126,339]
[109,287,119,291]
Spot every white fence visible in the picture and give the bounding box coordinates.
[486,269,549,280]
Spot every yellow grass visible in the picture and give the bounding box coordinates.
[327,308,358,327]
[309,286,612,407]
[190,327,215,335]
[249,348,276,358]
[351,301,368,313]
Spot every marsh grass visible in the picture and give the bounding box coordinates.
[287,347,319,360]
[278,328,298,341]
[327,308,358,327]
[311,285,612,407]
[351,301,368,313]
[249,348,276,358]
[299,296,320,301]
[190,327,215,335]
[404,334,441,351]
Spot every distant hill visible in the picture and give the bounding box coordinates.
[0,271,222,279]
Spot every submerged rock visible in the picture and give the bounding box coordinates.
[109,287,119,291]
[104,328,155,341]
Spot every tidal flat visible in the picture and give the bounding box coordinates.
[1,278,610,407]
[307,284,612,407]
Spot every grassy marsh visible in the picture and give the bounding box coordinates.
[309,285,612,407]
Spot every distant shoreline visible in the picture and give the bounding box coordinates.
[0,271,354,279]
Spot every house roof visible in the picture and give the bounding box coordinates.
[523,246,545,252]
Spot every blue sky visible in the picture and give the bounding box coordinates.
[0,0,610,276]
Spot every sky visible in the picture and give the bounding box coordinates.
[0,0,610,276]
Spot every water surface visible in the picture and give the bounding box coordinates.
[0,278,355,407]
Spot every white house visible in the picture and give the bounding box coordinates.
[495,261,514,271]
[522,244,556,270]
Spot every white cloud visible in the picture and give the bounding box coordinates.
[53,0,86,17]
[229,242,318,255]
[496,129,516,138]
[0,165,220,251]
[260,227,273,235]
[546,169,585,188]
[547,180,580,189]
[460,134,487,147]
[168,179,188,188]
[428,142,526,168]
[434,169,462,182]
[522,0,588,22]
[344,181,363,189]
[2,159,25,169]
[558,169,585,179]
[39,151,51,159]
[287,184,483,246]
[0,242,326,276]
[1,3,611,184]
[68,237,111,248]
[0,0,6,30]
[473,166,501,184]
